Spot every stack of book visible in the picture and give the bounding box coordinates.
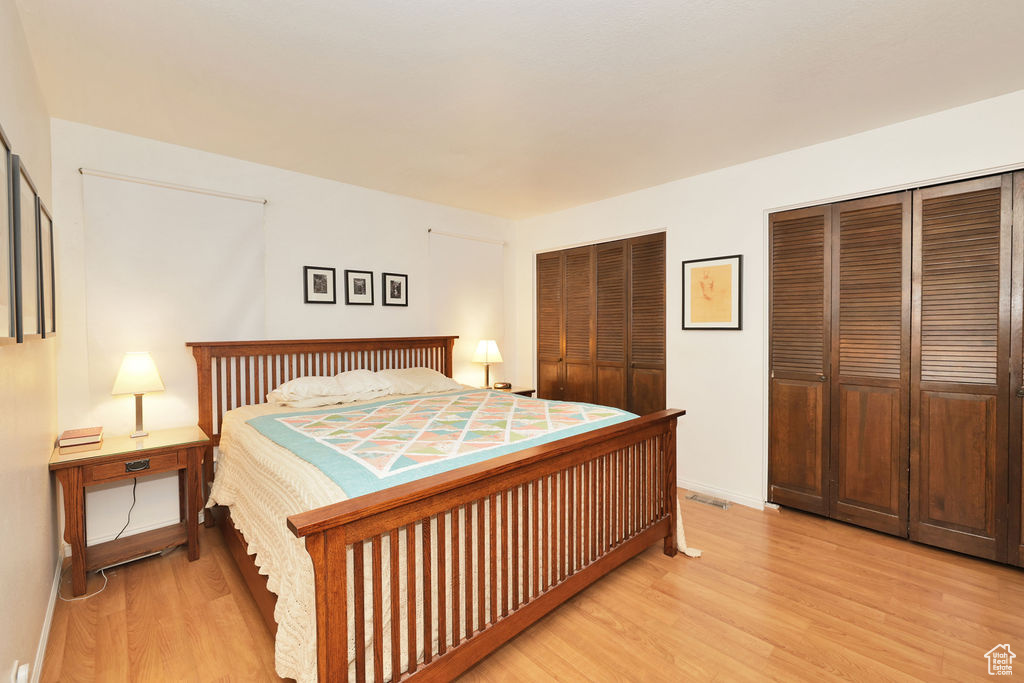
[57,426,104,454]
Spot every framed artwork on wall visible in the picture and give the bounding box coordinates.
[682,254,742,330]
[382,272,408,306]
[39,203,55,337]
[12,155,41,341]
[0,128,12,343]
[344,269,374,305]
[303,265,336,304]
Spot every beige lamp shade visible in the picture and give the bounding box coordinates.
[112,352,165,395]
[472,340,503,364]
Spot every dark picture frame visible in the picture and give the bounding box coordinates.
[39,203,55,337]
[344,269,374,305]
[303,265,336,304]
[11,155,41,341]
[682,254,742,330]
[382,272,408,307]
[0,126,13,344]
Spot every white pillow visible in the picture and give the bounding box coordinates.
[267,376,342,403]
[334,369,392,395]
[376,367,461,394]
[282,391,389,408]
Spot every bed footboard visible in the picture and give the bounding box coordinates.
[288,408,684,682]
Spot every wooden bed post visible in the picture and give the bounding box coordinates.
[664,417,678,557]
[191,345,216,528]
[444,337,455,378]
[306,528,349,682]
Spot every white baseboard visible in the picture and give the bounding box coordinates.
[32,555,62,683]
[678,478,766,511]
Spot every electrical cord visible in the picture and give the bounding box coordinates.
[57,477,137,602]
[113,477,138,541]
[57,568,107,602]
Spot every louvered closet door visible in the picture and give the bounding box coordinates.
[769,206,831,514]
[536,251,565,400]
[596,239,629,410]
[829,193,910,536]
[911,175,1011,562]
[628,233,666,415]
[563,246,596,403]
[1010,171,1024,567]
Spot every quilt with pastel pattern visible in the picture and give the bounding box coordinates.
[246,389,635,497]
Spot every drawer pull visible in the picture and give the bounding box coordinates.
[125,459,151,473]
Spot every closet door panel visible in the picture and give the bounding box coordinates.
[769,206,830,514]
[830,194,910,536]
[627,233,666,414]
[596,240,628,410]
[537,252,565,400]
[835,384,901,520]
[596,366,627,409]
[770,379,825,503]
[537,362,562,401]
[563,246,596,402]
[914,391,998,556]
[911,176,1010,561]
[630,369,666,417]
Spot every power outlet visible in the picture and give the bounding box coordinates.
[9,662,28,683]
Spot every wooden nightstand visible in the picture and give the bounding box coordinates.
[49,426,209,596]
[496,387,535,397]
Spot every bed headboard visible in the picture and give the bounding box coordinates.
[186,336,458,446]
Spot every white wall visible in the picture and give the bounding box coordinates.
[512,88,1024,509]
[0,0,58,678]
[51,119,514,543]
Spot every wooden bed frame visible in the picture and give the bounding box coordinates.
[188,336,684,682]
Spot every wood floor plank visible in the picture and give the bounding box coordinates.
[41,494,1024,682]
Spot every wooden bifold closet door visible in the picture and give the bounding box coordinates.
[536,251,565,401]
[770,193,912,533]
[769,206,832,514]
[830,193,911,536]
[536,233,665,415]
[770,172,1024,566]
[910,175,1011,562]
[1013,171,1024,567]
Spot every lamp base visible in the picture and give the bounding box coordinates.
[131,393,148,439]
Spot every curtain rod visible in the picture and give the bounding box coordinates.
[427,227,506,246]
[78,167,268,205]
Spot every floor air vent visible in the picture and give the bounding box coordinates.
[685,493,730,510]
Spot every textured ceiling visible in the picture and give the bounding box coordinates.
[14,0,1024,218]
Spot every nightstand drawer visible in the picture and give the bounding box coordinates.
[83,451,183,483]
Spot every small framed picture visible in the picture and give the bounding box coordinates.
[682,254,742,330]
[0,129,13,344]
[344,269,374,305]
[39,203,55,337]
[13,157,40,340]
[382,272,408,307]
[303,266,336,304]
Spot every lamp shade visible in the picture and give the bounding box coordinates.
[112,352,165,395]
[472,340,503,364]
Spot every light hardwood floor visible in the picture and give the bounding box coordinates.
[42,493,1024,681]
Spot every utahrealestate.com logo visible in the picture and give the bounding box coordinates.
[985,644,1016,676]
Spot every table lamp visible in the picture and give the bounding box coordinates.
[112,351,165,438]
[472,340,503,388]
